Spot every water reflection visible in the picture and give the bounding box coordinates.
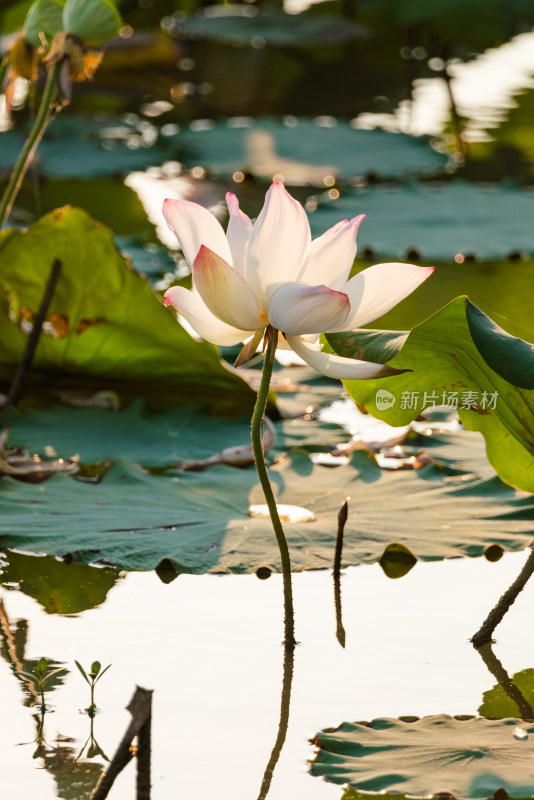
[0,595,105,797]
[257,644,295,800]
[477,643,534,722]
[0,550,122,615]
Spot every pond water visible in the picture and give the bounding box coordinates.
[2,3,534,798]
[2,548,534,799]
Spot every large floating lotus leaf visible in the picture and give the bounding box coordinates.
[311,182,534,260]
[0,450,533,572]
[0,207,255,414]
[4,402,347,467]
[174,119,446,183]
[0,550,120,614]
[479,668,534,721]
[326,297,534,493]
[310,715,534,798]
[0,117,175,178]
[171,7,366,48]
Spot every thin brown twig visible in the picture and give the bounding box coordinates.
[4,258,61,411]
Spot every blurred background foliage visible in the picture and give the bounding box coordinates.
[1,0,534,334]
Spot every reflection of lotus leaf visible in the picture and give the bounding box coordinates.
[0,551,120,614]
[311,715,534,798]
[479,669,534,721]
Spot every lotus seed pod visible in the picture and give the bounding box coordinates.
[62,0,121,46]
[24,0,65,47]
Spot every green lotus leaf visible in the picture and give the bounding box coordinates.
[0,207,255,414]
[173,118,446,183]
[326,297,534,493]
[311,715,534,798]
[3,401,347,467]
[172,7,366,48]
[62,0,120,46]
[311,182,534,260]
[0,448,533,572]
[0,116,175,178]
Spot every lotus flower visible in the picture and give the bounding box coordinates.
[163,182,433,378]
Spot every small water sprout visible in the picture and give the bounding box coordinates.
[16,657,66,710]
[75,660,112,714]
[163,182,433,645]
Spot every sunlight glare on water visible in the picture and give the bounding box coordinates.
[248,504,317,522]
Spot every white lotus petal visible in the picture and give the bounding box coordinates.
[164,286,251,346]
[245,182,311,309]
[342,263,435,329]
[301,215,365,290]
[269,283,350,335]
[286,335,397,380]
[225,192,252,276]
[163,198,233,268]
[193,245,263,331]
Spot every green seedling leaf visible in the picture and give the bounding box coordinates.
[94,663,111,682]
[43,668,67,685]
[90,661,101,676]
[16,670,39,682]
[75,660,91,684]
[0,207,255,414]
[326,297,534,493]
[311,715,534,798]
[37,657,48,672]
[62,0,121,46]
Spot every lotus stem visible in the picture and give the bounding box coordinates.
[256,640,295,799]
[0,57,9,94]
[471,548,534,647]
[251,326,296,648]
[0,61,60,227]
[333,500,348,648]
